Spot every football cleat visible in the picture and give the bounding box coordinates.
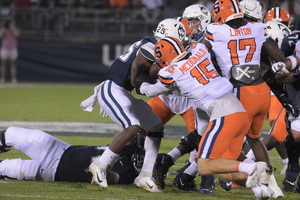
[232,182,241,188]
[199,175,215,194]
[0,130,11,153]
[153,153,174,189]
[89,159,108,188]
[172,172,198,191]
[259,164,273,185]
[252,183,274,200]
[134,174,163,193]
[268,174,284,198]
[218,177,232,191]
[282,174,297,192]
[246,162,268,188]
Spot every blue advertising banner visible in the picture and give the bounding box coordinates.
[15,40,133,83]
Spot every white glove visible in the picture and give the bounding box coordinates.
[100,107,108,118]
[139,82,150,95]
[272,62,289,73]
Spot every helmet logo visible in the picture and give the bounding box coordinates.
[213,2,221,15]
[201,7,209,15]
[155,46,162,59]
[178,25,185,40]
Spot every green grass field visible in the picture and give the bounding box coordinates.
[0,83,298,200]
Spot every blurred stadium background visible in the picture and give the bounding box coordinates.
[0,0,189,83]
[1,0,299,83]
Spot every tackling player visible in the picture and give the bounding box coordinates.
[81,18,188,193]
[140,36,273,199]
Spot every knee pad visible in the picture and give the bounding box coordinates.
[147,131,164,138]
[179,130,201,152]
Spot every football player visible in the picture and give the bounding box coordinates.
[0,127,145,184]
[81,18,188,192]
[140,35,273,199]
[264,7,292,28]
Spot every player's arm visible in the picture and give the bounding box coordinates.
[131,43,156,88]
[262,38,286,63]
[139,80,172,98]
[202,39,212,52]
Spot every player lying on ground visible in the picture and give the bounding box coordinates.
[0,127,144,184]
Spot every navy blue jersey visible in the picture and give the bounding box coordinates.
[193,31,204,42]
[281,30,300,56]
[106,36,157,91]
[55,145,139,184]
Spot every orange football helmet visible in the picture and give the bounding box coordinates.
[264,7,292,27]
[174,17,192,35]
[174,16,193,49]
[154,37,187,68]
[212,0,244,23]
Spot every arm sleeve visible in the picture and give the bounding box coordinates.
[142,81,170,97]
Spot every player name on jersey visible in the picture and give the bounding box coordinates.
[179,48,207,74]
[229,27,253,37]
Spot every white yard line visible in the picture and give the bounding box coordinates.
[0,194,123,200]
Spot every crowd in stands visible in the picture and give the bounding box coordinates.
[0,0,298,23]
[0,0,300,39]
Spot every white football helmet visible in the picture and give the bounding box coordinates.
[182,4,211,32]
[240,0,263,22]
[154,18,186,42]
[265,21,291,47]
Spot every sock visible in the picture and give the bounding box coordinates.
[99,147,116,166]
[141,136,161,173]
[188,149,197,163]
[238,162,256,174]
[183,161,198,176]
[243,158,255,163]
[168,148,182,162]
[282,158,288,164]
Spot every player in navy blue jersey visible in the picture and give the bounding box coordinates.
[274,29,300,193]
[81,18,189,192]
[281,30,300,57]
[0,127,145,185]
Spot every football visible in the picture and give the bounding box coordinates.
[149,63,161,79]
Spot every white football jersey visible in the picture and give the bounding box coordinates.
[205,22,268,79]
[158,43,233,112]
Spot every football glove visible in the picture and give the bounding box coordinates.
[272,62,289,74]
[283,101,299,118]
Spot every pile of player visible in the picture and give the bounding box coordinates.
[1,0,300,200]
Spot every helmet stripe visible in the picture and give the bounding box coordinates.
[231,0,241,13]
[161,37,184,55]
[274,7,280,19]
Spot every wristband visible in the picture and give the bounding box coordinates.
[287,55,297,70]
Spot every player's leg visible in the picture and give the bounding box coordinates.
[2,127,70,160]
[0,159,39,180]
[237,84,271,164]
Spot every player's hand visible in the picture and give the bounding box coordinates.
[100,107,108,118]
[272,62,289,73]
[283,101,300,118]
[139,82,150,95]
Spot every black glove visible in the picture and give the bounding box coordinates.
[277,93,300,118]
[283,101,300,118]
